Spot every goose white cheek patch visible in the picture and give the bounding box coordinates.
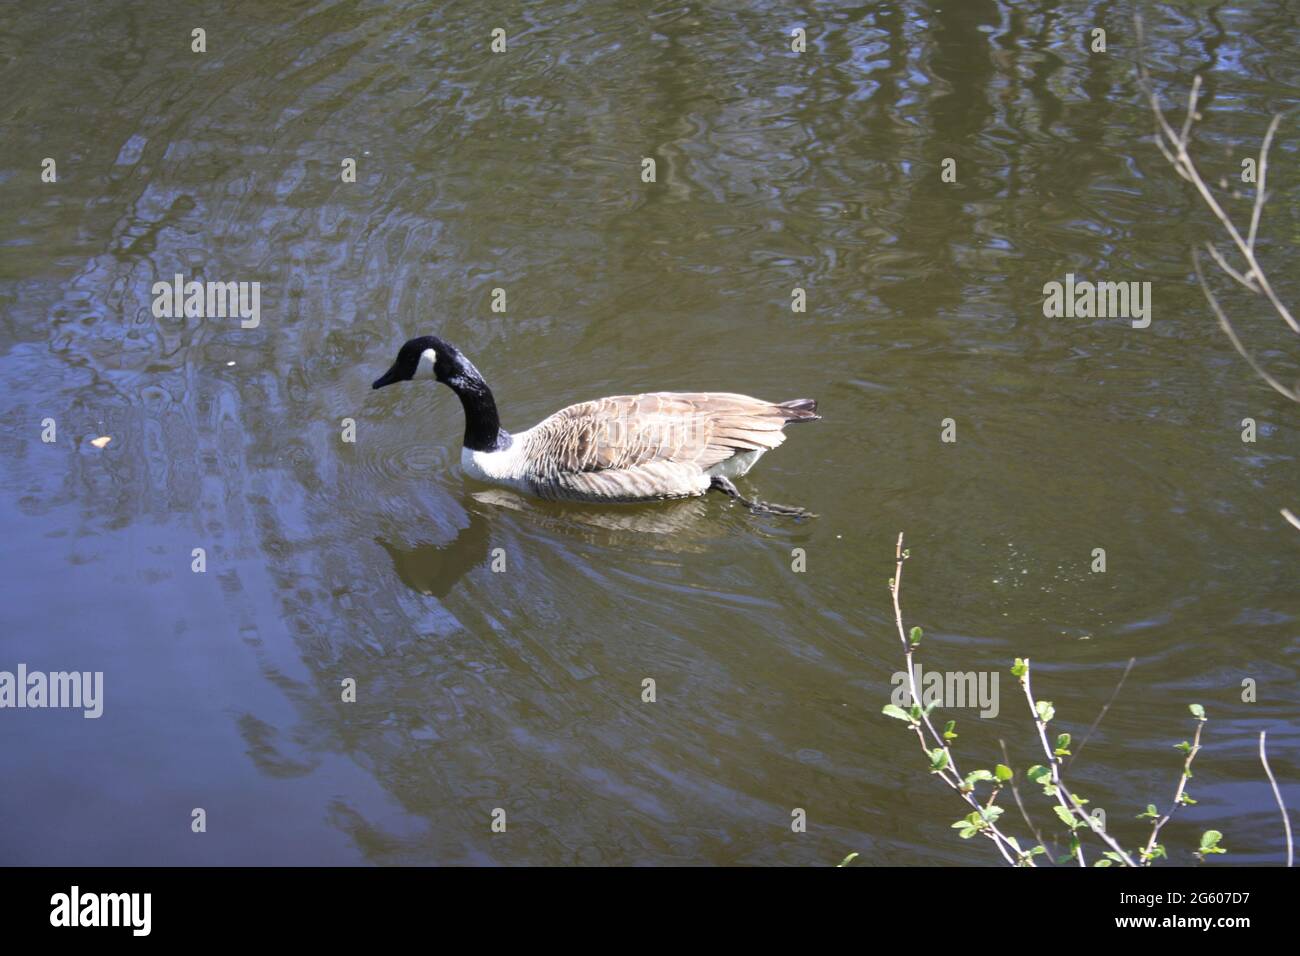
[418,348,438,379]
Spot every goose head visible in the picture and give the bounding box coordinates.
[372,335,506,452]
[372,335,481,391]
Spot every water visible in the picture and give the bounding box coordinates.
[0,0,1296,866]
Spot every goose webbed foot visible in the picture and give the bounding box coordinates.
[708,476,817,519]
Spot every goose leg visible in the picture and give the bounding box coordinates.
[708,476,817,519]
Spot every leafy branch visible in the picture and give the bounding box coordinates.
[875,534,1227,867]
[882,533,1029,865]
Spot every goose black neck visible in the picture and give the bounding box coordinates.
[447,373,509,453]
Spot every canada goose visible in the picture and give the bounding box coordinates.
[371,335,820,517]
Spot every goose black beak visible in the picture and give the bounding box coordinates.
[372,366,401,389]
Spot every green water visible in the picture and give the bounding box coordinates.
[0,0,1295,865]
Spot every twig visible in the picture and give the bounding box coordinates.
[1134,15,1299,383]
[1136,54,1297,334]
[1247,114,1282,256]
[889,534,1028,866]
[1259,731,1294,867]
[1000,737,1049,858]
[1140,717,1204,863]
[1068,656,1136,770]
[1019,662,1138,866]
[1194,251,1300,402]
[1136,15,1300,526]
[1021,665,1083,865]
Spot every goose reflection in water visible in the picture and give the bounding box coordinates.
[465,489,729,551]
[377,490,738,597]
[376,508,492,599]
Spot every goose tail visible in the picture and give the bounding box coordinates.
[777,398,820,423]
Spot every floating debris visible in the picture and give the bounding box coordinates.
[89,436,112,448]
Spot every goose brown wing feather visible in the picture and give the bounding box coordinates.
[521,392,799,479]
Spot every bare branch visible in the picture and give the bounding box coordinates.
[1068,656,1136,770]
[1204,241,1259,294]
[1135,14,1300,357]
[1247,114,1282,253]
[1194,251,1300,402]
[1259,731,1294,867]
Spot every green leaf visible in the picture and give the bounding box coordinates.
[1026,765,1051,784]
[943,719,958,741]
[1141,843,1168,863]
[1011,658,1028,678]
[1054,732,1072,756]
[980,806,1004,823]
[1199,830,1222,850]
[837,852,859,867]
[1188,703,1206,720]
[951,811,988,836]
[929,748,949,773]
[909,626,923,646]
[1174,740,1192,753]
[1094,859,1113,867]
[995,763,1014,782]
[1036,700,1055,723]
[1053,805,1079,828]
[1136,804,1158,820]
[964,769,995,787]
[882,704,913,722]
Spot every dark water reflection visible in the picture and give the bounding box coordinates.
[0,0,1296,865]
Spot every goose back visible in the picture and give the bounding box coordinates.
[515,392,816,501]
